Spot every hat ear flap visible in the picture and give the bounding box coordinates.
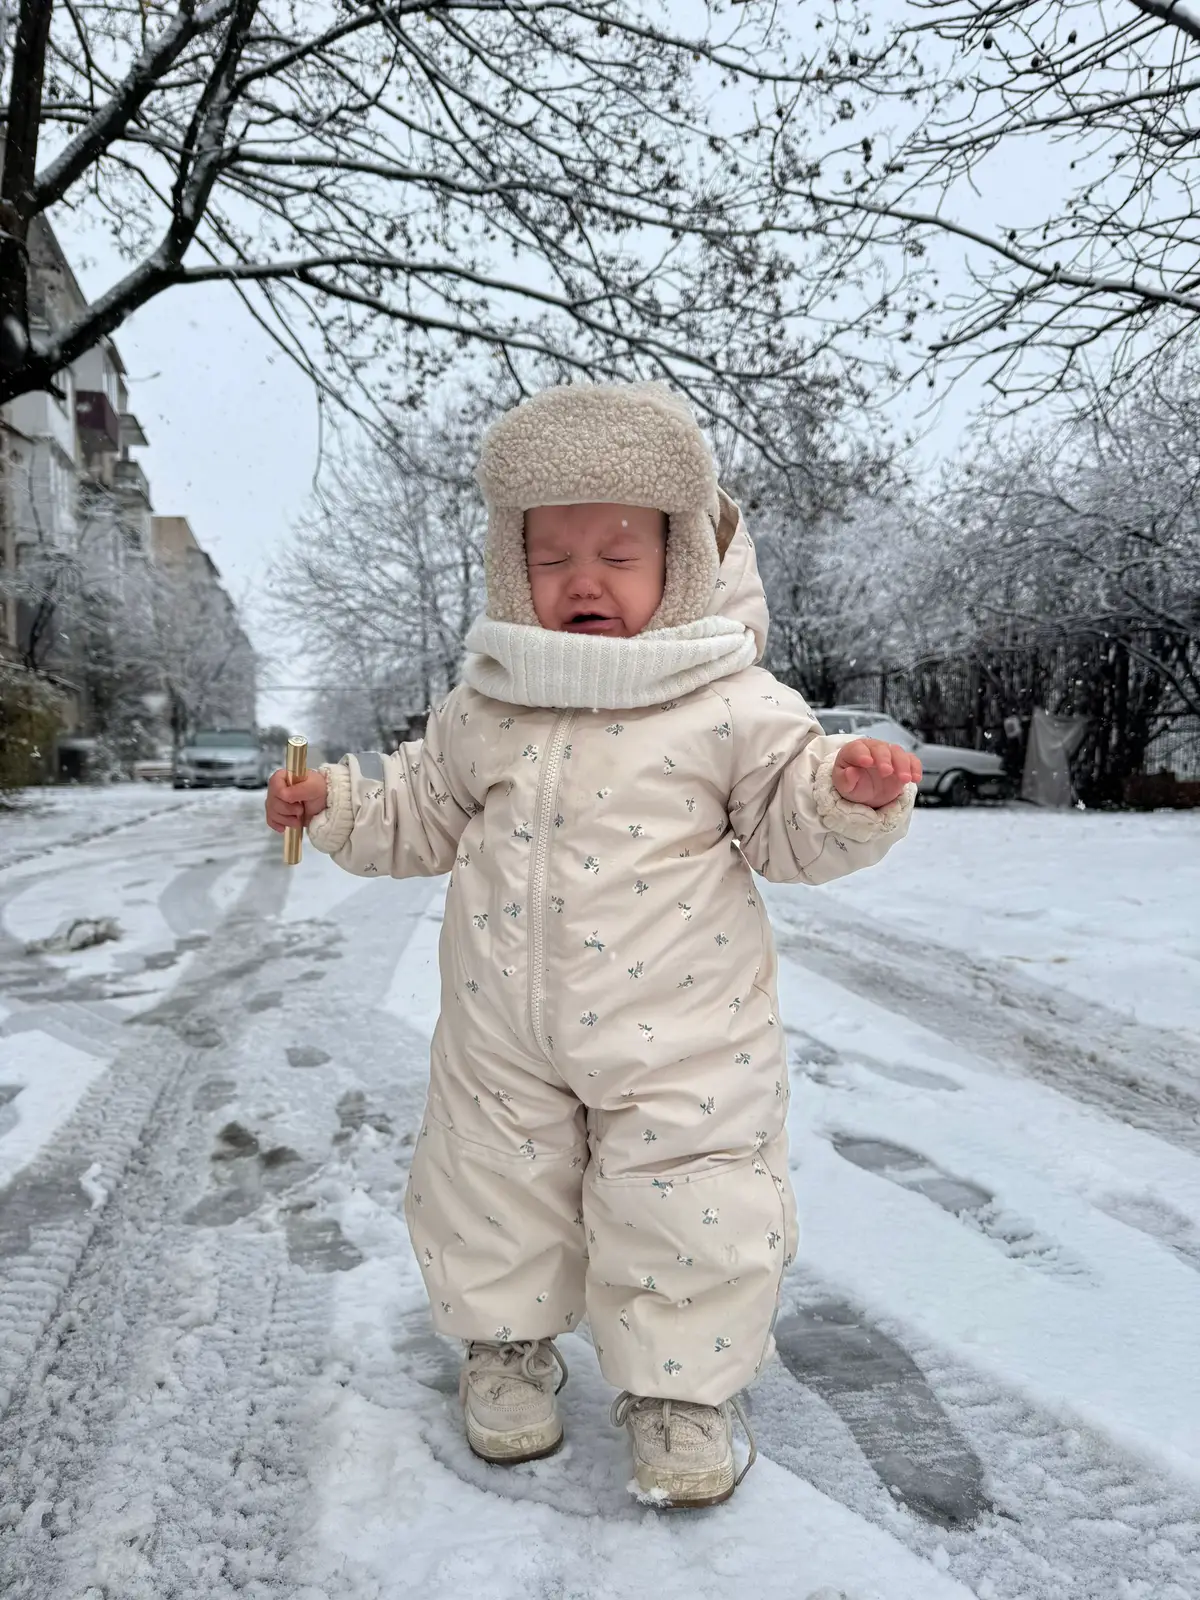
[485,506,539,625]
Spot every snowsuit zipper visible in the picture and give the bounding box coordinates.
[528,710,576,1059]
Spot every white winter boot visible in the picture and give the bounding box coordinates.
[611,1392,757,1508]
[460,1339,568,1464]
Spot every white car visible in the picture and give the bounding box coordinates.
[173,729,269,790]
[814,705,1010,806]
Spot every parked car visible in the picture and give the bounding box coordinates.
[813,705,1010,805]
[132,745,174,783]
[173,728,270,790]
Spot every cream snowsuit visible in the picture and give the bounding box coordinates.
[307,387,914,1406]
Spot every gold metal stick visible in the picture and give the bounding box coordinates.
[284,735,308,866]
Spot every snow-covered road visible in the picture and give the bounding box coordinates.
[0,790,1198,1599]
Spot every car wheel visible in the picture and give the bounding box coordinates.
[943,772,974,807]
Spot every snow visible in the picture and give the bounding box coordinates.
[809,806,1200,1034]
[0,1030,107,1188]
[0,783,192,871]
[2,798,1199,1598]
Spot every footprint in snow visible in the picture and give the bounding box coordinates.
[830,1134,1093,1280]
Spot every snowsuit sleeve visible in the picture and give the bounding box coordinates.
[305,688,479,878]
[725,676,915,885]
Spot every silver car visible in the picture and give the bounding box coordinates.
[173,729,268,790]
[814,706,1010,806]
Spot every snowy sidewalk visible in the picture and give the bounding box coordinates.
[0,801,1197,1598]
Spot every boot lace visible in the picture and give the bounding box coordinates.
[610,1391,758,1486]
[467,1338,569,1395]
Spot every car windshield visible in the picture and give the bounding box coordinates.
[817,713,856,735]
[190,731,257,749]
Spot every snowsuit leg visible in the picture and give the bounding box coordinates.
[579,1001,799,1406]
[404,1016,590,1342]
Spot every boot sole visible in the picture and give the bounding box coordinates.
[465,1410,564,1466]
[633,1457,736,1509]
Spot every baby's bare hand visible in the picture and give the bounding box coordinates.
[265,767,328,834]
[832,738,922,809]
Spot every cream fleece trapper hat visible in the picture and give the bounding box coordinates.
[475,381,722,630]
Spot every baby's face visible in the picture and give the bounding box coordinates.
[525,502,666,637]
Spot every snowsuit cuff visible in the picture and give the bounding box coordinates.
[306,764,354,855]
[812,748,917,844]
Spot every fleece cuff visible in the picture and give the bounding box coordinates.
[305,764,354,856]
[812,749,916,844]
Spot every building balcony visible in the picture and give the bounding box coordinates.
[75,389,121,453]
[114,456,152,506]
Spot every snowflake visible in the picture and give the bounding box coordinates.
[584,855,600,873]
[700,1096,715,1115]
[678,973,694,988]
[715,932,729,947]
[522,744,539,762]
[580,1011,599,1027]
[472,913,488,929]
[715,1336,732,1353]
[642,1127,658,1143]
[503,901,521,918]
[584,931,605,952]
[663,1358,683,1375]
[634,879,650,896]
[678,902,693,921]
[735,1051,751,1066]
[606,722,625,735]
[702,1208,720,1226]
[712,721,731,739]
[766,1229,782,1250]
[628,960,644,980]
[640,1274,657,1290]
[627,823,645,838]
[651,1179,674,1199]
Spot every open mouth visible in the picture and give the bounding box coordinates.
[563,612,622,634]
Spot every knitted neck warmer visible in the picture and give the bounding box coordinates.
[461,614,757,710]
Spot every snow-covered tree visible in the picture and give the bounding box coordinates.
[272,411,487,752]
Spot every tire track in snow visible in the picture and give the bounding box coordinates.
[771,904,1200,1155]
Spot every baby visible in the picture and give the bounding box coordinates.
[267,383,919,1508]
